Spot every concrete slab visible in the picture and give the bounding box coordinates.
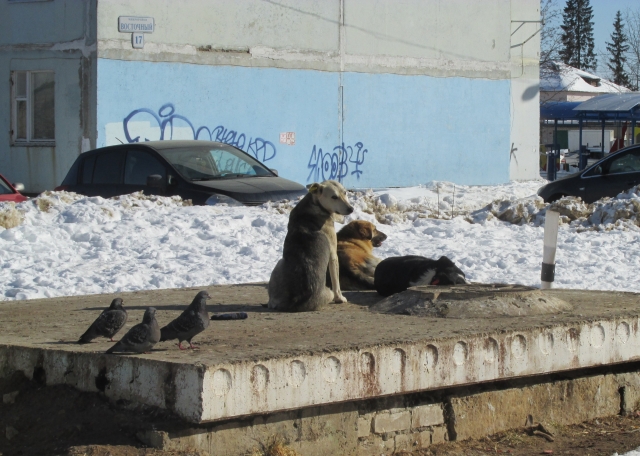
[1,284,640,424]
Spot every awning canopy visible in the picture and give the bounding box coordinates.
[540,101,581,120]
[541,93,640,121]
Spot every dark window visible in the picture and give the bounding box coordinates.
[124,150,166,185]
[608,149,640,174]
[81,155,96,184]
[93,151,125,184]
[11,70,54,143]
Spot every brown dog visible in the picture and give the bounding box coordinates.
[334,220,387,290]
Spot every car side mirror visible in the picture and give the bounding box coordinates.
[270,169,278,176]
[13,182,25,192]
[146,174,164,188]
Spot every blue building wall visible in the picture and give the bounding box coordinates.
[97,59,510,188]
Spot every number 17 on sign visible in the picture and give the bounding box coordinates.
[132,33,144,49]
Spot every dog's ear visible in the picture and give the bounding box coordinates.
[308,183,323,194]
[358,223,373,240]
[436,256,454,266]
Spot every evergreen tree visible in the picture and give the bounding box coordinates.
[606,11,631,88]
[559,0,597,71]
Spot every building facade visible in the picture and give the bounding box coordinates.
[1,0,541,193]
[540,62,633,149]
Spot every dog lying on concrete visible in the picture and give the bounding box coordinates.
[268,180,353,312]
[374,255,467,297]
[332,220,387,290]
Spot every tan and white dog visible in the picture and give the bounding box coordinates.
[334,220,387,290]
[268,180,353,312]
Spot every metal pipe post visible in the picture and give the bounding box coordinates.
[541,210,560,290]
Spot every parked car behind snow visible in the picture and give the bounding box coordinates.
[55,140,307,206]
[538,144,640,203]
[0,174,27,203]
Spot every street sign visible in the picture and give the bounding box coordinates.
[132,32,144,49]
[118,16,154,33]
[280,132,295,146]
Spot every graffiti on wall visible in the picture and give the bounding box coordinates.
[122,103,277,162]
[307,142,368,183]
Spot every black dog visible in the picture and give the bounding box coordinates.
[374,255,467,297]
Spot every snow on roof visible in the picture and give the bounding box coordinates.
[541,62,631,94]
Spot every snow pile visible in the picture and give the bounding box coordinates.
[467,196,547,225]
[3,179,640,301]
[0,192,292,300]
[0,203,23,229]
[467,185,640,231]
[356,181,545,224]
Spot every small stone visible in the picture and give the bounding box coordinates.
[2,391,19,404]
[394,433,412,451]
[431,425,448,444]
[6,426,18,441]
[357,416,372,438]
[411,404,444,429]
[373,411,411,434]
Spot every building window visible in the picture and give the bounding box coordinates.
[11,71,55,144]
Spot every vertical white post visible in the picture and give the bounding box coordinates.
[541,210,559,289]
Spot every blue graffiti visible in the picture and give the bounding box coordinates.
[122,103,277,162]
[307,142,368,183]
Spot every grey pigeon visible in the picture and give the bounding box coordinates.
[160,291,211,350]
[78,298,128,344]
[106,307,160,354]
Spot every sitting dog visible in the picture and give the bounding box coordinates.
[268,180,353,312]
[332,220,387,290]
[374,255,467,297]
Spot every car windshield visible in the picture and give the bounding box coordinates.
[158,145,273,181]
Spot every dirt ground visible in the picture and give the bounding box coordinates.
[2,373,640,456]
[408,416,640,456]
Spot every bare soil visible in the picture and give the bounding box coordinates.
[2,372,640,456]
[406,416,640,456]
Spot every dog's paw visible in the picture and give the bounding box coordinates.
[333,294,348,304]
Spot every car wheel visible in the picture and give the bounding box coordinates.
[546,193,565,203]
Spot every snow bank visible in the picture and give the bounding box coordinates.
[2,180,640,301]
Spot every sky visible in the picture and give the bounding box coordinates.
[590,0,639,76]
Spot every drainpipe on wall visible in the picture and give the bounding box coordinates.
[338,0,345,150]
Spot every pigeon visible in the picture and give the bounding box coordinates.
[160,291,211,350]
[78,298,128,344]
[106,307,160,354]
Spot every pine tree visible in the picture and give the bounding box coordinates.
[559,0,597,71]
[606,11,631,88]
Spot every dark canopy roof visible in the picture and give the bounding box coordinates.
[541,93,640,121]
[540,101,581,120]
